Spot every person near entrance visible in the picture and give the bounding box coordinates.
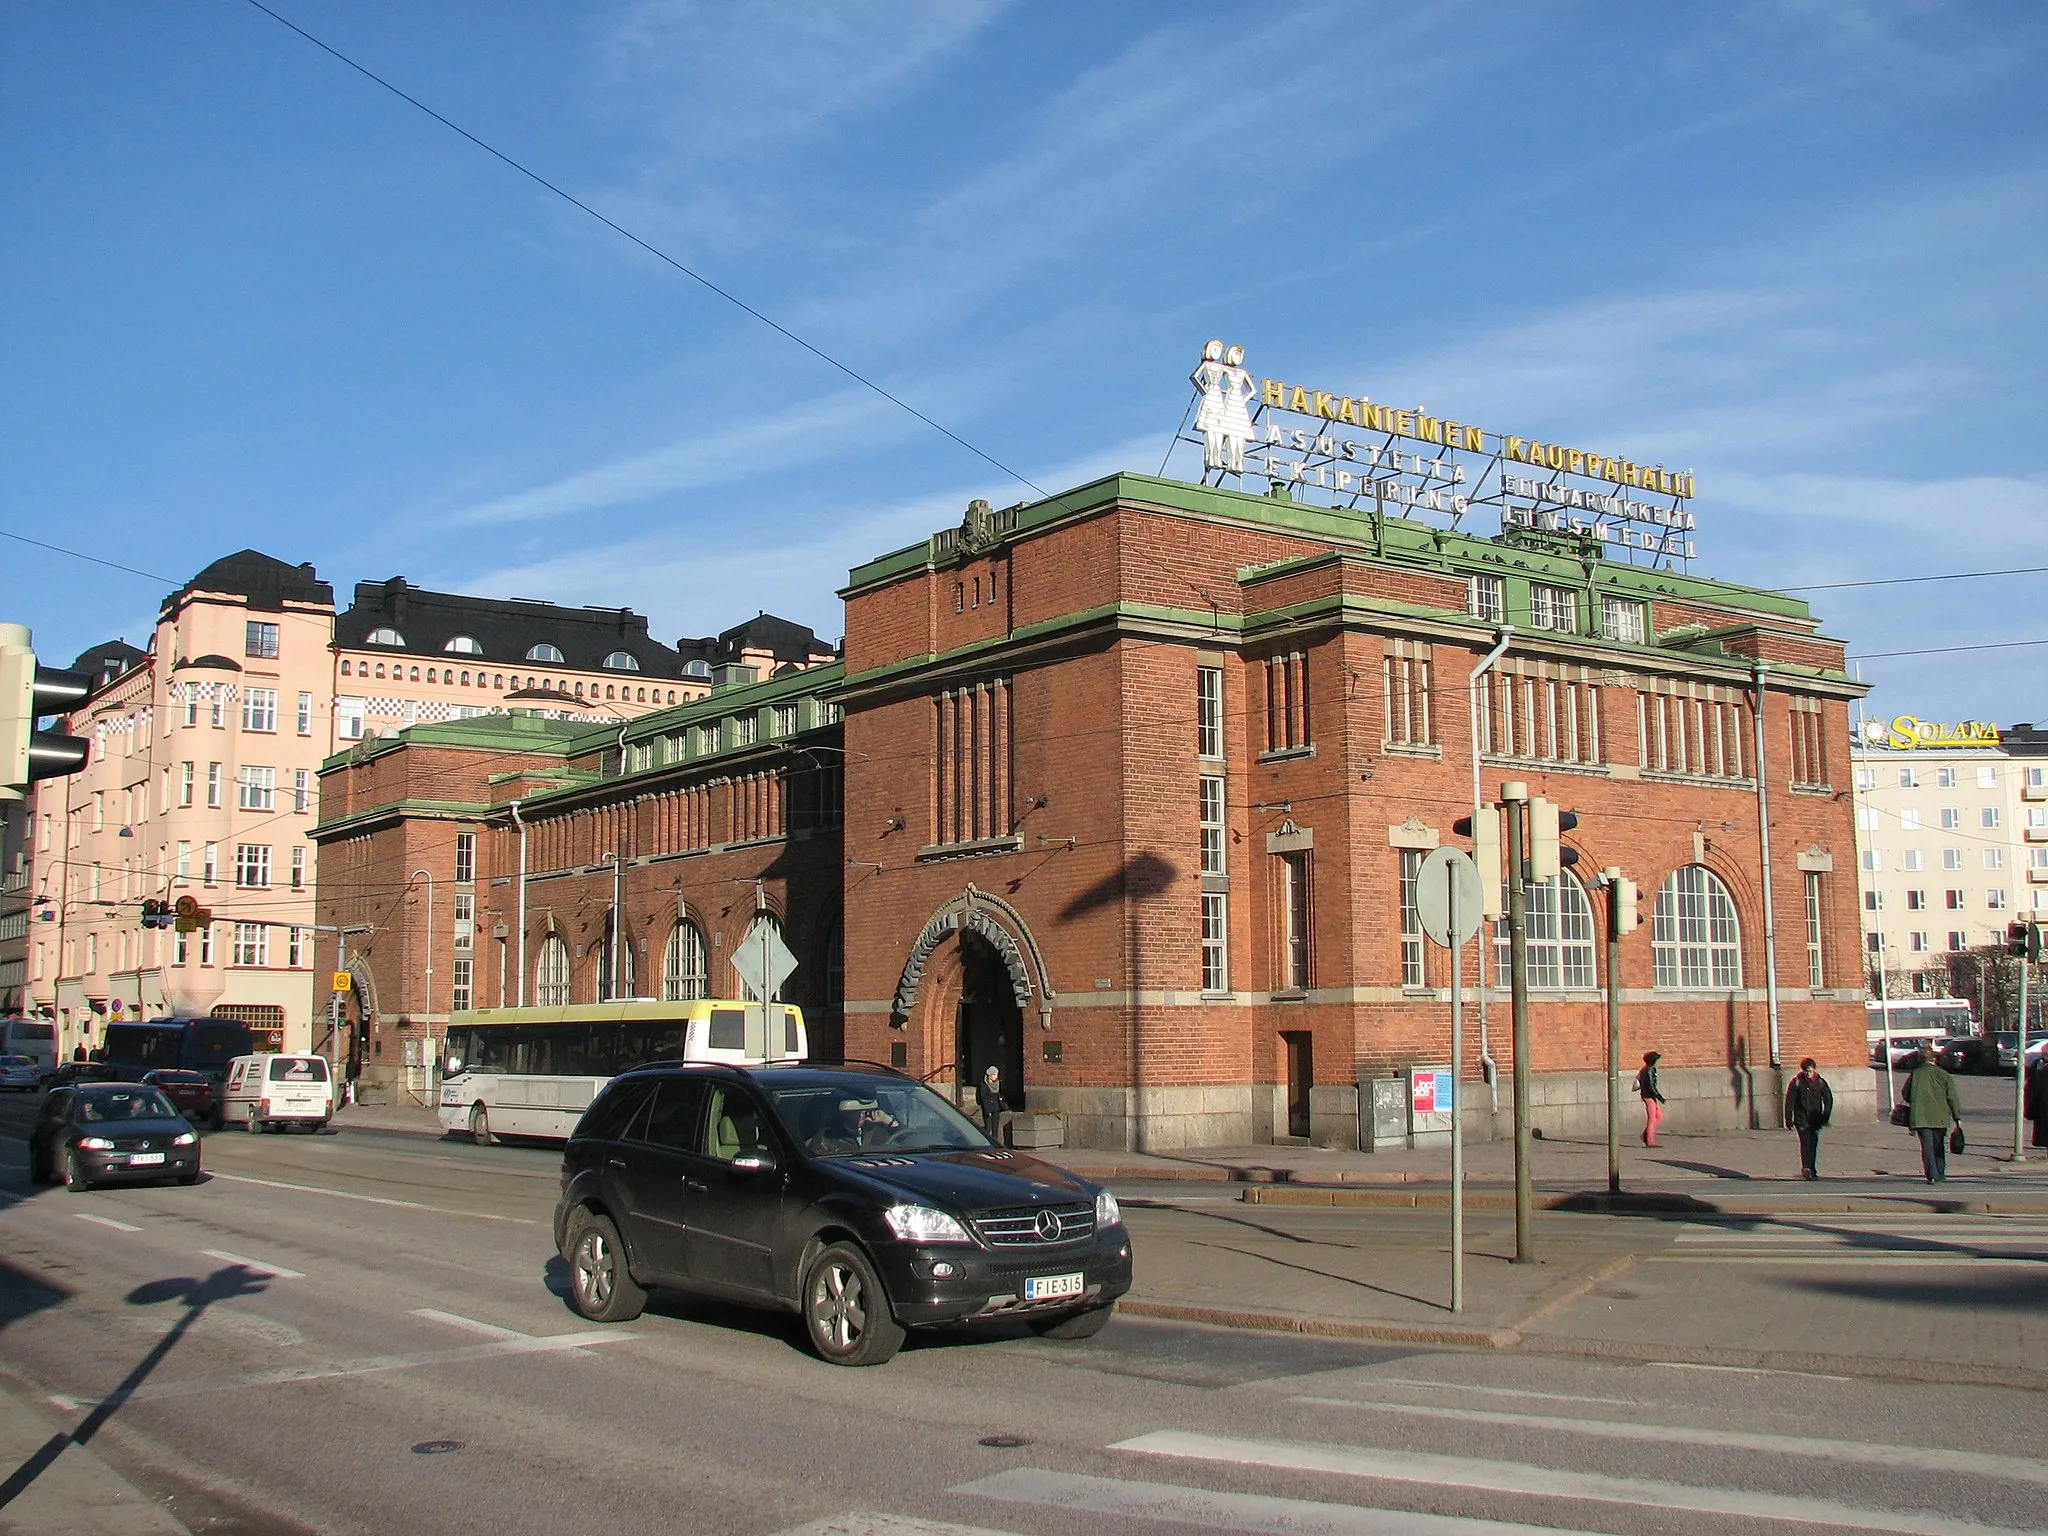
[1904,1044,1963,1183]
[1783,1058,1833,1180]
[976,1064,1004,1144]
[1634,1051,1667,1146]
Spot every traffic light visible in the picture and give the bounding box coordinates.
[140,898,173,929]
[0,624,90,801]
[1529,798,1581,881]
[1602,866,1642,936]
[2010,921,2043,962]
[1453,806,1505,918]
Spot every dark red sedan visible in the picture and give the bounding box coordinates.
[142,1069,216,1124]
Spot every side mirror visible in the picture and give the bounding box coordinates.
[731,1153,777,1174]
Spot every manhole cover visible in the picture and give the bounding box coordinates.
[411,1440,465,1456]
[977,1435,1030,1449]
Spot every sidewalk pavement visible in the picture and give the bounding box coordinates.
[330,1097,2048,1214]
[0,1382,187,1536]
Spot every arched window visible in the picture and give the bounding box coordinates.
[426,667,437,683]
[574,680,584,696]
[636,688,647,702]
[1653,866,1742,989]
[684,659,712,680]
[340,660,352,676]
[409,666,420,682]
[602,651,641,672]
[493,674,504,688]
[526,643,566,664]
[374,663,386,678]
[663,920,708,1002]
[535,935,571,1007]
[1494,874,1597,989]
[365,627,405,646]
[598,915,636,1002]
[444,636,483,655]
[605,684,616,700]
[460,670,470,685]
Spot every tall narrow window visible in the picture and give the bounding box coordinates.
[535,935,571,1007]
[1263,652,1311,753]
[289,846,305,891]
[452,892,474,951]
[202,843,218,885]
[451,957,473,1012]
[1788,697,1828,788]
[293,769,312,813]
[296,691,313,735]
[1196,666,1224,759]
[933,679,1012,845]
[1469,575,1504,623]
[288,927,306,968]
[663,921,708,1001]
[1399,850,1424,988]
[1198,776,1226,876]
[1201,892,1229,993]
[454,832,476,885]
[1281,852,1312,991]
[1382,643,1434,748]
[206,762,222,808]
[180,762,195,807]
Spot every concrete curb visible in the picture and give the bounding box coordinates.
[1512,1335,2048,1393]
[1116,1298,1521,1350]
[1237,1185,2048,1217]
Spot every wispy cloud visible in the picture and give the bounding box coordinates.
[442,390,894,527]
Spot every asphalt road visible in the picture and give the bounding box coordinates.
[0,1099,2043,1536]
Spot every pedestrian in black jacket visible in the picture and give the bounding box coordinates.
[1783,1058,1833,1180]
[2025,1054,2048,1151]
[1634,1051,1666,1146]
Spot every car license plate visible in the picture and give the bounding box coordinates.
[1024,1272,1083,1301]
[128,1152,166,1166]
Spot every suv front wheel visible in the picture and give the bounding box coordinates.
[802,1242,905,1366]
[566,1211,646,1323]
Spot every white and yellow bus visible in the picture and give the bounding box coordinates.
[436,1000,807,1144]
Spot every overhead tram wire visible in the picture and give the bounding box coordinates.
[1779,566,2048,593]
[238,0,1045,502]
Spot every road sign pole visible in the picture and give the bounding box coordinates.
[1607,879,1624,1196]
[1502,784,1534,1264]
[1449,872,1464,1314]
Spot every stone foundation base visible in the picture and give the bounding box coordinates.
[1026,1068,1879,1152]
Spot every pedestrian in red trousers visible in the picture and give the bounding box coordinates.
[1635,1050,1667,1146]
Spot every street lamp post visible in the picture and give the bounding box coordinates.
[409,869,434,1028]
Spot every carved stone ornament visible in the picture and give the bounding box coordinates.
[1386,815,1440,851]
[960,499,1002,554]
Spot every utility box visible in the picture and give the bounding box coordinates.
[1406,1065,1455,1150]
[1358,1073,1407,1152]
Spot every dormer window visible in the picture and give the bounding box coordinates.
[443,636,483,655]
[526,643,566,663]
[602,651,641,672]
[683,659,712,680]
[365,627,406,647]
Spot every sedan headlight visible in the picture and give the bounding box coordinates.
[77,1137,115,1151]
[172,1132,197,1147]
[1095,1189,1123,1229]
[883,1204,973,1244]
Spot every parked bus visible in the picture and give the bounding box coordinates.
[1866,998,1973,1059]
[0,1018,58,1074]
[438,999,808,1144]
[100,1018,257,1084]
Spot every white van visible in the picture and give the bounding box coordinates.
[223,1054,335,1133]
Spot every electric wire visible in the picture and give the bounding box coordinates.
[238,0,1045,500]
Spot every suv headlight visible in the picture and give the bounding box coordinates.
[1095,1189,1123,1229]
[172,1132,197,1146]
[78,1137,115,1151]
[883,1204,972,1244]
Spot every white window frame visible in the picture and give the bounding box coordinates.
[1652,865,1742,990]
[234,843,271,889]
[1600,594,1645,644]
[1469,575,1504,624]
[663,920,708,1002]
[242,687,278,733]
[237,765,275,811]
[1199,775,1226,876]
[1196,666,1224,759]
[1201,892,1229,993]
[232,922,268,967]
[1529,583,1578,633]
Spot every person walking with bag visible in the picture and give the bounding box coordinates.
[1783,1058,1833,1180]
[1634,1050,1667,1147]
[1904,1044,1964,1183]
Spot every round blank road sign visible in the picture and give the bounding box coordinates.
[1416,845,1483,948]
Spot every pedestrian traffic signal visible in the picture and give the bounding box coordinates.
[1452,806,1504,918]
[1529,798,1580,881]
[2009,921,2042,961]
[0,624,91,801]
[140,899,173,929]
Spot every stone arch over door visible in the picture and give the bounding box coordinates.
[891,887,1056,1114]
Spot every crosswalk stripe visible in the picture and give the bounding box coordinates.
[1286,1398,2048,1488]
[1110,1430,2035,1536]
[767,1515,1019,1536]
[1651,1255,2046,1266]
[956,1468,1607,1535]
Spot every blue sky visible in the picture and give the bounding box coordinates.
[4,0,2044,724]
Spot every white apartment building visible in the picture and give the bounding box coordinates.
[1851,727,2048,997]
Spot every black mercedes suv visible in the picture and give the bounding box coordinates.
[553,1062,1133,1365]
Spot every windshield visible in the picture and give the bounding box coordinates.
[75,1087,179,1122]
[766,1080,991,1158]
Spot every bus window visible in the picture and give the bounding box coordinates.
[783,1009,800,1055]
[709,1009,744,1052]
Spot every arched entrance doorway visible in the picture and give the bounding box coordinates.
[956,928,1024,1115]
